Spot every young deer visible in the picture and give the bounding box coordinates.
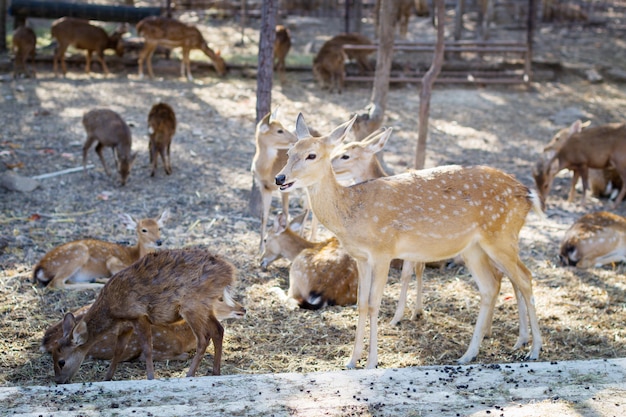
[12,25,37,79]
[51,17,125,76]
[51,248,244,383]
[261,212,358,310]
[559,211,626,268]
[331,129,426,325]
[82,108,137,186]
[274,25,291,73]
[136,16,227,81]
[148,102,177,177]
[276,114,542,368]
[42,294,245,372]
[533,122,626,207]
[33,209,170,290]
[251,109,298,253]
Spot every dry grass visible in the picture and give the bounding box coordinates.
[1,12,626,388]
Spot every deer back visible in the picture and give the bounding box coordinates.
[148,102,177,145]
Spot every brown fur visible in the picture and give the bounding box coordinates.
[51,248,244,383]
[137,16,227,81]
[51,17,125,76]
[82,108,137,186]
[148,102,177,177]
[12,26,36,78]
[274,25,291,72]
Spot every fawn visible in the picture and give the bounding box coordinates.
[559,211,626,268]
[261,212,358,310]
[136,16,227,81]
[51,17,125,76]
[51,248,244,383]
[42,293,245,378]
[148,102,177,177]
[82,108,137,186]
[33,210,170,290]
[12,25,36,79]
[276,114,542,368]
[533,121,626,207]
[251,109,299,253]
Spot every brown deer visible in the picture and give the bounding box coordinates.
[42,294,245,372]
[375,0,415,39]
[148,102,177,177]
[275,114,542,368]
[261,212,358,310]
[33,209,170,290]
[251,109,298,253]
[50,17,125,76]
[533,122,626,207]
[12,25,37,79]
[82,108,137,186]
[559,211,626,268]
[274,25,291,73]
[51,247,244,383]
[136,16,227,81]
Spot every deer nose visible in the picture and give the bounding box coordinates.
[156,240,162,247]
[275,174,286,185]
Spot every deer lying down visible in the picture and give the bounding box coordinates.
[261,212,358,310]
[559,211,626,268]
[533,121,626,207]
[42,295,245,367]
[33,210,169,290]
[51,248,244,383]
[276,114,542,368]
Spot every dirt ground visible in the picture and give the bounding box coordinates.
[1,8,626,389]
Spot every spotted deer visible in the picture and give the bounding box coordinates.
[42,294,245,374]
[82,108,137,186]
[12,25,37,78]
[559,211,626,268]
[148,102,177,177]
[136,16,227,81]
[275,114,542,368]
[260,212,358,310]
[50,17,125,76]
[51,248,244,383]
[533,121,626,207]
[33,209,170,290]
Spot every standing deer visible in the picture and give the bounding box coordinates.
[274,24,291,73]
[260,212,358,310]
[33,209,170,290]
[251,109,298,253]
[148,102,177,177]
[50,17,125,76]
[42,294,245,371]
[559,211,626,268]
[82,108,137,186]
[136,16,227,81]
[12,25,37,79]
[276,114,542,368]
[533,122,626,207]
[51,248,244,383]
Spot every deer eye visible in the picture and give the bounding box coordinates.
[277,129,284,134]
[341,154,350,160]
[58,359,65,369]
[141,228,148,233]
[306,154,316,160]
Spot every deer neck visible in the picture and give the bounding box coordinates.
[359,158,388,182]
[305,163,351,237]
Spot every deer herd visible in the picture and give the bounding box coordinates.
[9,9,626,387]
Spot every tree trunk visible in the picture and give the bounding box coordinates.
[414,0,445,169]
[0,0,7,53]
[352,0,396,141]
[249,0,277,217]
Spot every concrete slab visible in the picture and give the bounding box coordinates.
[2,358,625,416]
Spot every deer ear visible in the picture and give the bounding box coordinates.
[364,128,392,154]
[62,313,76,339]
[295,113,311,140]
[326,115,357,146]
[273,212,288,233]
[289,211,307,233]
[72,321,89,346]
[569,120,583,135]
[270,107,280,123]
[157,208,171,227]
[119,213,138,230]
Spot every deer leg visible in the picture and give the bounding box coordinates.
[347,259,373,369]
[182,48,193,81]
[568,170,580,202]
[164,143,172,175]
[580,168,590,205]
[132,316,155,380]
[258,186,273,253]
[96,51,110,75]
[390,260,414,325]
[150,141,158,177]
[458,245,501,364]
[95,143,112,177]
[105,324,134,381]
[181,310,211,377]
[85,51,92,74]
[611,169,626,208]
[207,317,224,375]
[365,260,392,369]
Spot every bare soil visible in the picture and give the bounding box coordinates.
[1,10,626,388]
